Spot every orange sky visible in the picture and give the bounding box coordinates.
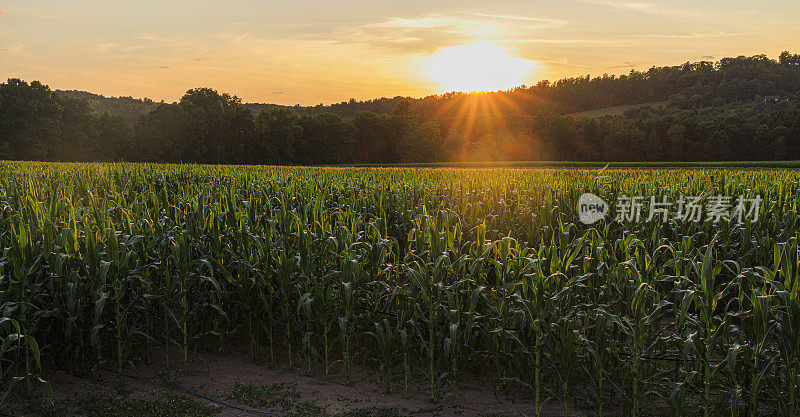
[1,0,799,105]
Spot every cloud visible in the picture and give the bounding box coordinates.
[155,65,169,70]
[577,0,661,13]
[137,32,170,42]
[96,42,117,52]
[511,38,630,45]
[639,31,756,39]
[609,60,651,68]
[469,13,567,27]
[375,12,565,30]
[272,91,283,94]
[0,43,26,53]
[338,12,568,54]
[10,6,63,20]
[576,0,711,19]
[192,56,211,62]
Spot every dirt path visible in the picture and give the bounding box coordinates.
[19,346,583,417]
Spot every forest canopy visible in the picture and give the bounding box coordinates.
[2,52,800,163]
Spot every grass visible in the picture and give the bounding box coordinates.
[568,100,668,118]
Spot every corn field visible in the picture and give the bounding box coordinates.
[2,162,800,416]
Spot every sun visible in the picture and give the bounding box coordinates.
[428,43,535,93]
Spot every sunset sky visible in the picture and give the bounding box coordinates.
[1,0,798,105]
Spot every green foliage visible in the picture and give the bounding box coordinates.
[2,162,800,417]
[4,52,800,164]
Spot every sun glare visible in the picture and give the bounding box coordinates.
[428,43,535,93]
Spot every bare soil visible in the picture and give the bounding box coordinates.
[13,344,589,417]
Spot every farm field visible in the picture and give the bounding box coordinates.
[346,161,800,169]
[3,162,800,416]
[567,101,669,118]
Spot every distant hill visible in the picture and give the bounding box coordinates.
[244,97,413,118]
[55,52,800,127]
[55,90,162,124]
[55,90,416,124]
[5,52,800,165]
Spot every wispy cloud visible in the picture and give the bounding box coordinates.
[468,13,567,27]
[578,0,660,13]
[639,31,756,39]
[576,0,711,19]
[0,43,26,54]
[374,12,565,30]
[11,6,64,20]
[511,38,632,46]
[96,42,117,52]
[136,32,170,42]
[609,60,651,68]
[509,30,752,48]
[337,12,568,54]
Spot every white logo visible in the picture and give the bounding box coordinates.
[578,193,608,224]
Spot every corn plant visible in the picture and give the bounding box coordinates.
[2,162,800,416]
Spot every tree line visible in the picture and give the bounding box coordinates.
[2,52,800,163]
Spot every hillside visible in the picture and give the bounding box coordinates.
[53,52,800,126]
[56,90,161,123]
[3,52,799,164]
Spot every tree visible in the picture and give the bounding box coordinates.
[254,108,302,164]
[666,124,687,161]
[134,103,191,162]
[752,124,772,160]
[0,78,129,161]
[297,113,355,165]
[353,111,394,163]
[0,79,63,160]
[179,87,254,163]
